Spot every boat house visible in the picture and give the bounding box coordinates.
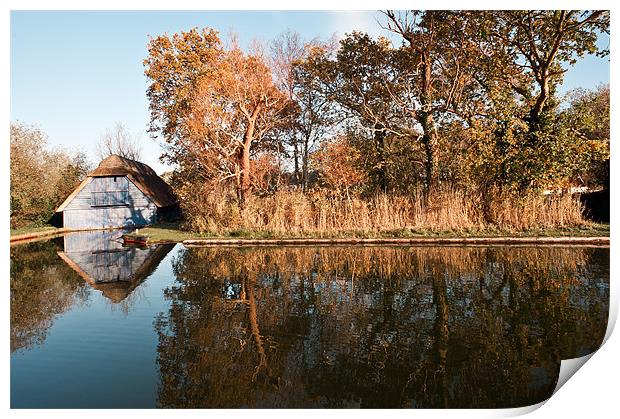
[52,155,177,229]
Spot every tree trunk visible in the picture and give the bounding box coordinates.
[240,106,261,203]
[420,112,439,195]
[235,165,243,202]
[373,124,388,192]
[241,140,252,202]
[418,53,439,196]
[529,76,550,133]
[293,140,300,185]
[301,135,310,191]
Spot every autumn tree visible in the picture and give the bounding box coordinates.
[10,123,48,225]
[560,84,610,188]
[10,122,90,228]
[188,48,293,201]
[141,14,609,231]
[144,28,223,148]
[311,135,367,198]
[491,11,609,133]
[270,30,306,183]
[462,11,610,192]
[381,11,487,194]
[291,48,340,191]
[564,84,610,144]
[144,28,223,197]
[302,13,486,195]
[379,10,609,194]
[270,31,338,190]
[145,28,293,203]
[301,33,404,192]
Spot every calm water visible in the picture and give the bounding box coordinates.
[10,231,609,408]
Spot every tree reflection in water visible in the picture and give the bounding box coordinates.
[10,240,90,353]
[154,246,609,408]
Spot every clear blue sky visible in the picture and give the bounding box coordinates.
[11,10,610,174]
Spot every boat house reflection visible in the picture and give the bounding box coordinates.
[57,230,173,303]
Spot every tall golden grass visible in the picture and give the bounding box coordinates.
[182,188,588,235]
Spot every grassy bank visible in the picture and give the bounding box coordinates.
[137,221,609,243]
[10,225,60,237]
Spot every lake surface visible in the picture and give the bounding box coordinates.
[10,231,609,408]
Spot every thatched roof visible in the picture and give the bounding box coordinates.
[56,155,177,211]
[90,155,176,207]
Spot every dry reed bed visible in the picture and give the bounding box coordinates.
[185,190,588,235]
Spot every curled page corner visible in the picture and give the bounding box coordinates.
[498,353,596,418]
[553,353,594,395]
[497,400,546,418]
[603,290,617,345]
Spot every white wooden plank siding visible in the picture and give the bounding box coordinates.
[63,176,157,229]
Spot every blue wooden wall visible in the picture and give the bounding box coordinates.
[63,176,157,229]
